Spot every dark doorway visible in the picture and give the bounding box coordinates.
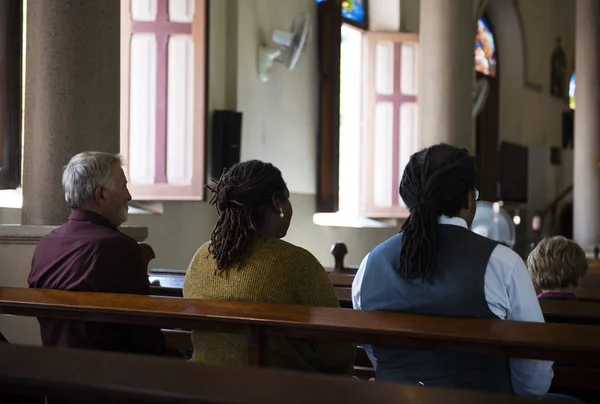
[558,202,573,239]
[475,72,500,202]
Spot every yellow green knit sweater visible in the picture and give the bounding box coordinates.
[183,237,356,374]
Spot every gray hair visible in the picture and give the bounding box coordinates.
[62,152,123,209]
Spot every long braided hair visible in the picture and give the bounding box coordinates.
[206,160,288,274]
[398,143,477,281]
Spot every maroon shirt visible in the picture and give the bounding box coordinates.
[28,209,165,355]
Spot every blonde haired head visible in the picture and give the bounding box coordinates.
[527,236,588,290]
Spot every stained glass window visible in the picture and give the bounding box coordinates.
[315,0,366,25]
[475,18,497,77]
[569,72,576,110]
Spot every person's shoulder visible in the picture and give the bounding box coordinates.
[37,222,69,242]
[268,238,316,257]
[260,238,322,267]
[450,225,498,245]
[371,233,403,256]
[186,241,213,270]
[36,222,132,252]
[489,243,523,270]
[190,241,211,262]
[96,229,139,249]
[486,243,527,286]
[46,219,133,243]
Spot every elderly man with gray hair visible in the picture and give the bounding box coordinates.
[28,151,165,356]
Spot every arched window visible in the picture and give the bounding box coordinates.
[475,17,497,77]
[569,72,576,110]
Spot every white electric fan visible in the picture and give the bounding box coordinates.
[472,78,490,117]
[258,13,312,83]
[471,201,517,249]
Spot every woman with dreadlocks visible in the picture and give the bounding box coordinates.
[352,144,552,398]
[183,160,355,373]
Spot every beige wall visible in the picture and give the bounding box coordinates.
[520,0,575,148]
[0,0,576,271]
[402,0,575,147]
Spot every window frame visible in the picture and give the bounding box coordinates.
[316,0,343,212]
[0,0,22,190]
[316,0,370,213]
[120,0,207,201]
[316,0,421,219]
[360,31,419,219]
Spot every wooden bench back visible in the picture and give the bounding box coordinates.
[0,343,545,404]
[1,287,599,366]
[148,271,600,324]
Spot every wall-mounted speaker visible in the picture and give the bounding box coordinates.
[562,110,574,149]
[210,110,242,180]
[550,147,561,166]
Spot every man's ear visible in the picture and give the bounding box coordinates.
[270,195,281,212]
[463,192,470,211]
[94,186,105,205]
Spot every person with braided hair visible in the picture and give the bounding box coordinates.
[183,160,355,374]
[352,144,553,397]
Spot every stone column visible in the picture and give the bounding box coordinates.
[21,0,120,225]
[419,0,474,151]
[573,0,600,250]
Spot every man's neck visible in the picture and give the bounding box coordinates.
[74,207,115,227]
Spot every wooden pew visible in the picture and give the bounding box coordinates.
[1,287,599,365]
[147,243,600,300]
[147,276,600,395]
[148,272,600,325]
[139,242,156,270]
[327,242,359,274]
[2,287,599,399]
[333,286,600,324]
[0,343,551,404]
[327,242,600,302]
[159,328,600,398]
[145,243,600,397]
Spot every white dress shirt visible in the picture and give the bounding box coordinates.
[352,215,553,398]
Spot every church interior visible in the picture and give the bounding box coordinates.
[0,0,599,402]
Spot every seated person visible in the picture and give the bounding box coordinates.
[28,152,165,355]
[184,160,355,374]
[527,236,588,301]
[352,144,552,398]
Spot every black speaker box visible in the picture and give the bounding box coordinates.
[211,110,242,180]
[562,110,574,149]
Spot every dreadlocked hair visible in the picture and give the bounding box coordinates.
[206,160,287,275]
[398,143,477,281]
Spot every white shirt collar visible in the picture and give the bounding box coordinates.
[438,215,468,229]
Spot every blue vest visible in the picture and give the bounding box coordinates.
[360,224,513,394]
